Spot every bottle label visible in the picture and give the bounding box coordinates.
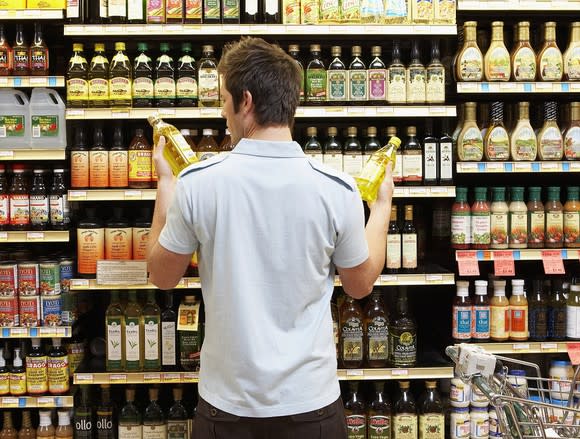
[105,227,132,260]
[566,47,580,79]
[491,305,509,339]
[125,317,142,367]
[0,116,25,137]
[349,70,368,101]
[369,415,390,438]
[96,411,114,439]
[144,316,160,364]
[9,372,26,395]
[419,413,444,439]
[402,233,417,269]
[320,0,340,21]
[30,195,50,226]
[0,49,9,71]
[386,234,402,269]
[0,195,8,226]
[167,420,188,439]
[564,210,579,245]
[487,127,509,160]
[222,0,240,19]
[490,212,508,247]
[540,47,563,80]
[204,0,221,19]
[341,317,363,362]
[460,127,484,161]
[451,213,471,245]
[128,0,144,19]
[119,425,143,439]
[77,228,105,275]
[453,305,472,339]
[147,0,165,22]
[471,212,491,246]
[393,414,417,439]
[323,153,343,173]
[512,125,537,160]
[167,0,184,18]
[198,68,219,102]
[186,0,203,19]
[387,67,406,103]
[486,48,510,80]
[154,77,176,99]
[406,67,426,102]
[306,69,327,102]
[368,68,387,101]
[133,77,154,100]
[47,355,70,393]
[90,150,109,187]
[473,306,490,339]
[9,194,30,226]
[71,150,90,188]
[393,152,403,182]
[41,295,62,326]
[367,316,389,360]
[327,70,347,101]
[510,211,528,245]
[109,0,127,15]
[282,0,300,23]
[565,127,580,160]
[529,211,545,244]
[13,48,29,71]
[546,211,564,244]
[162,321,177,366]
[471,416,489,438]
[129,150,153,183]
[67,78,89,102]
[458,47,483,81]
[513,47,536,81]
[389,330,417,366]
[539,127,563,160]
[107,317,123,366]
[301,0,318,22]
[567,305,580,338]
[402,153,423,183]
[31,115,59,138]
[26,354,48,394]
[342,154,363,177]
[0,371,9,395]
[510,305,527,337]
[426,67,445,103]
[176,76,198,99]
[89,78,109,102]
[143,425,167,439]
[49,194,69,226]
[133,227,150,260]
[423,141,437,181]
[346,414,366,439]
[341,0,360,21]
[109,150,129,187]
[110,77,132,101]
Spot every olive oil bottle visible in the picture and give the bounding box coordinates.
[148,116,199,176]
[348,46,368,103]
[407,41,426,104]
[88,43,109,108]
[306,45,327,105]
[327,46,347,105]
[133,42,154,108]
[198,45,219,108]
[356,136,401,203]
[109,42,132,108]
[154,43,176,108]
[288,45,305,104]
[388,41,406,104]
[67,43,89,108]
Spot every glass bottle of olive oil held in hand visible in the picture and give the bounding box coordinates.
[148,116,198,176]
[355,136,401,203]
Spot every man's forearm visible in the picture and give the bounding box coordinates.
[364,199,391,280]
[147,177,176,260]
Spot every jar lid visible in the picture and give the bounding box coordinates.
[453,407,469,413]
[509,369,526,377]
[551,360,572,367]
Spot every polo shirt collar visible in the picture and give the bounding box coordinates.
[232,138,305,158]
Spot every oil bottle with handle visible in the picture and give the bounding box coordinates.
[355,136,401,203]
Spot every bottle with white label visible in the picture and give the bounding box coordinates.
[161,291,178,371]
[143,290,161,371]
[402,126,423,186]
[167,387,188,439]
[407,41,426,104]
[388,41,406,104]
[198,46,219,108]
[419,381,445,439]
[394,381,418,439]
[402,205,418,272]
[388,126,403,185]
[119,387,142,439]
[106,290,125,372]
[490,280,509,342]
[343,126,363,177]
[453,281,472,342]
[472,280,490,342]
[567,285,580,340]
[538,102,563,161]
[143,387,166,439]
[423,121,439,185]
[386,205,402,273]
[125,290,143,372]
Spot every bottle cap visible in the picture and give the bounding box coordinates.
[306,127,317,137]
[137,42,148,51]
[331,46,341,56]
[173,386,183,400]
[551,360,571,367]
[492,187,506,201]
[327,127,337,136]
[425,381,437,388]
[547,186,561,199]
[203,129,213,136]
[58,411,71,426]
[115,42,125,51]
[399,380,410,389]
[407,126,416,136]
[13,348,22,367]
[202,45,214,53]
[160,42,170,52]
[54,169,64,173]
[0,349,5,368]
[493,280,506,295]
[39,411,52,426]
[181,42,192,52]
[511,279,525,294]
[180,129,191,136]
[475,281,488,295]
[387,126,397,136]
[52,338,61,347]
[371,46,382,56]
[31,338,41,348]
[456,281,470,296]
[94,43,105,52]
[310,44,321,52]
[347,126,357,136]
[567,186,579,200]
[73,43,84,51]
[367,126,377,136]
[288,44,299,52]
[351,46,362,56]
[528,187,541,199]
[511,187,525,201]
[571,285,580,292]
[388,136,401,149]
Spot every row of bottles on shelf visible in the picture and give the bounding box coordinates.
[67,40,448,108]
[69,123,232,190]
[384,205,420,273]
[0,24,49,77]
[0,410,72,439]
[0,165,69,232]
[105,291,202,373]
[455,21,579,82]
[65,0,456,25]
[0,339,70,397]
[450,186,580,250]
[452,277,580,343]
[303,124,453,183]
[337,290,417,369]
[454,101,579,162]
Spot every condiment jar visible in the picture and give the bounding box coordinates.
[545,186,564,248]
[450,378,472,408]
[564,186,580,248]
[507,369,528,397]
[451,187,471,250]
[450,407,471,439]
[470,407,490,439]
[549,360,574,400]
[471,187,491,250]
[509,187,528,249]
[490,187,509,250]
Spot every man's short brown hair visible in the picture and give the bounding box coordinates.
[218,37,301,128]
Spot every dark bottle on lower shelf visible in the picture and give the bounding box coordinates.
[161,291,179,372]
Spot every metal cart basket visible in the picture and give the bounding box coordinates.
[446,344,580,439]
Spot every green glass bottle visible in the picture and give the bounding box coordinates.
[119,387,142,439]
[306,44,327,105]
[143,387,166,439]
[143,290,161,371]
[124,290,143,372]
[106,290,124,372]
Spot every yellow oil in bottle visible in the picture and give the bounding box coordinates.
[355,136,401,203]
[148,116,198,176]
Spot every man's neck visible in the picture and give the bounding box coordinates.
[245,125,293,142]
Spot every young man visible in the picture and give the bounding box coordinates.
[147,37,393,438]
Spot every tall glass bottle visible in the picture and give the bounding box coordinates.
[74,386,93,439]
[368,46,387,104]
[13,24,29,76]
[90,126,108,188]
[109,42,132,108]
[538,102,563,161]
[9,165,30,231]
[402,126,423,186]
[119,387,141,439]
[167,387,188,439]
[564,22,580,81]
[306,44,326,105]
[66,0,86,23]
[176,43,198,107]
[67,43,89,108]
[538,22,564,81]
[549,278,567,340]
[364,291,389,368]
[394,381,418,439]
[511,21,537,81]
[423,121,438,185]
[419,381,445,439]
[484,102,510,161]
[323,127,343,172]
[143,388,166,439]
[457,102,483,162]
[343,126,363,178]
[88,43,109,108]
[339,295,364,369]
[407,41,426,104]
[128,129,152,189]
[388,41,406,104]
[30,170,49,231]
[124,290,143,372]
[198,45,219,107]
[96,385,115,439]
[484,21,511,81]
[402,205,418,272]
[303,127,322,162]
[89,0,109,23]
[344,382,366,438]
[386,205,402,273]
[456,21,483,81]
[529,279,548,341]
[389,289,417,367]
[132,43,154,108]
[108,0,127,23]
[349,46,368,104]
[106,290,124,372]
[0,25,12,76]
[327,46,347,105]
[511,102,537,161]
[109,125,128,189]
[368,381,391,439]
[154,43,176,108]
[161,291,178,371]
[288,45,305,105]
[128,0,146,23]
[30,23,49,76]
[143,290,161,371]
[426,40,445,104]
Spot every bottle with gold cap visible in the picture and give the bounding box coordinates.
[303,127,323,162]
[484,21,511,82]
[564,102,580,160]
[355,135,401,203]
[538,22,563,82]
[457,102,483,162]
[327,46,347,105]
[306,44,327,105]
[88,43,109,108]
[511,21,537,81]
[456,21,483,82]
[148,116,199,176]
[66,43,89,108]
[564,22,580,81]
[349,46,368,103]
[109,42,132,108]
[198,45,219,107]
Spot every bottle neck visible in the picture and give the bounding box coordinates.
[465,105,477,122]
[571,26,580,44]
[544,25,556,43]
[518,26,530,43]
[491,25,504,42]
[518,105,530,121]
[464,26,477,43]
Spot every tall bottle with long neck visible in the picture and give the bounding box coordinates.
[74,386,93,439]
[427,40,445,104]
[419,381,444,439]
[394,381,418,439]
[327,46,347,105]
[67,43,89,108]
[143,387,166,439]
[19,411,35,439]
[109,42,132,108]
[88,43,109,108]
[306,44,327,105]
[388,41,406,104]
[339,295,364,369]
[30,23,49,76]
[161,291,178,371]
[96,385,115,439]
[143,290,161,371]
[132,43,153,108]
[564,22,580,81]
[124,290,143,372]
[119,387,141,439]
[368,381,391,439]
[13,24,29,76]
[106,290,124,372]
[0,25,12,76]
[167,387,188,439]
[484,21,511,81]
[407,41,426,104]
[389,289,417,367]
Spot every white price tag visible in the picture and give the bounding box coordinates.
[429,107,446,114]
[486,163,503,171]
[513,343,530,351]
[110,374,127,383]
[0,232,7,241]
[536,83,552,89]
[514,162,532,171]
[541,343,558,350]
[108,26,123,33]
[11,328,27,336]
[68,190,87,200]
[112,110,129,119]
[66,26,83,33]
[330,26,348,33]
[157,108,176,116]
[571,162,580,170]
[380,275,398,283]
[223,25,240,32]
[27,232,45,241]
[127,26,145,33]
[499,83,517,89]
[144,373,161,383]
[0,150,14,158]
[165,25,182,32]
[572,83,580,90]
[182,372,199,381]
[29,77,47,85]
[71,279,89,288]
[37,397,53,407]
[346,369,364,376]
[1,398,19,406]
[67,109,85,117]
[391,369,408,376]
[458,163,478,171]
[430,187,448,194]
[347,107,364,114]
[425,274,443,282]
[377,107,395,114]
[541,162,559,170]
[409,187,427,195]
[415,26,430,33]
[459,83,478,91]
[124,190,142,200]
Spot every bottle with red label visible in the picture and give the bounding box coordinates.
[30,169,50,231]
[0,24,12,76]
[12,24,29,76]
[368,381,391,439]
[50,169,70,231]
[9,165,30,231]
[345,381,367,439]
[0,165,9,231]
[30,23,49,76]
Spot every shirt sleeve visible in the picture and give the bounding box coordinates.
[158,179,199,256]
[332,189,369,268]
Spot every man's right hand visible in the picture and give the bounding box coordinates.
[369,164,394,211]
[153,135,175,182]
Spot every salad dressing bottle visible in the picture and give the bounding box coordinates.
[511,21,536,81]
[484,102,510,161]
[537,22,563,81]
[456,21,483,82]
[564,22,580,81]
[564,102,580,160]
[538,102,563,161]
[458,102,484,162]
[484,21,511,81]
[511,102,537,161]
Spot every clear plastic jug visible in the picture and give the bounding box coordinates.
[0,88,30,149]
[29,88,66,149]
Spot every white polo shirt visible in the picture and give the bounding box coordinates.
[159,138,368,417]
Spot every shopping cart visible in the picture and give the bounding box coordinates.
[446,344,580,439]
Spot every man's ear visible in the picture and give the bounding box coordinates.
[242,89,253,114]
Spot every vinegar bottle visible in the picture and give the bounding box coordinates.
[109,124,129,189]
[77,207,105,278]
[90,125,109,188]
[355,136,401,203]
[128,128,153,189]
[148,116,198,175]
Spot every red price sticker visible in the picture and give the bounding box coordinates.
[567,343,580,365]
[541,250,565,275]
[457,251,480,277]
[494,251,515,276]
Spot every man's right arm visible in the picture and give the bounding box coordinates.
[336,167,394,299]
